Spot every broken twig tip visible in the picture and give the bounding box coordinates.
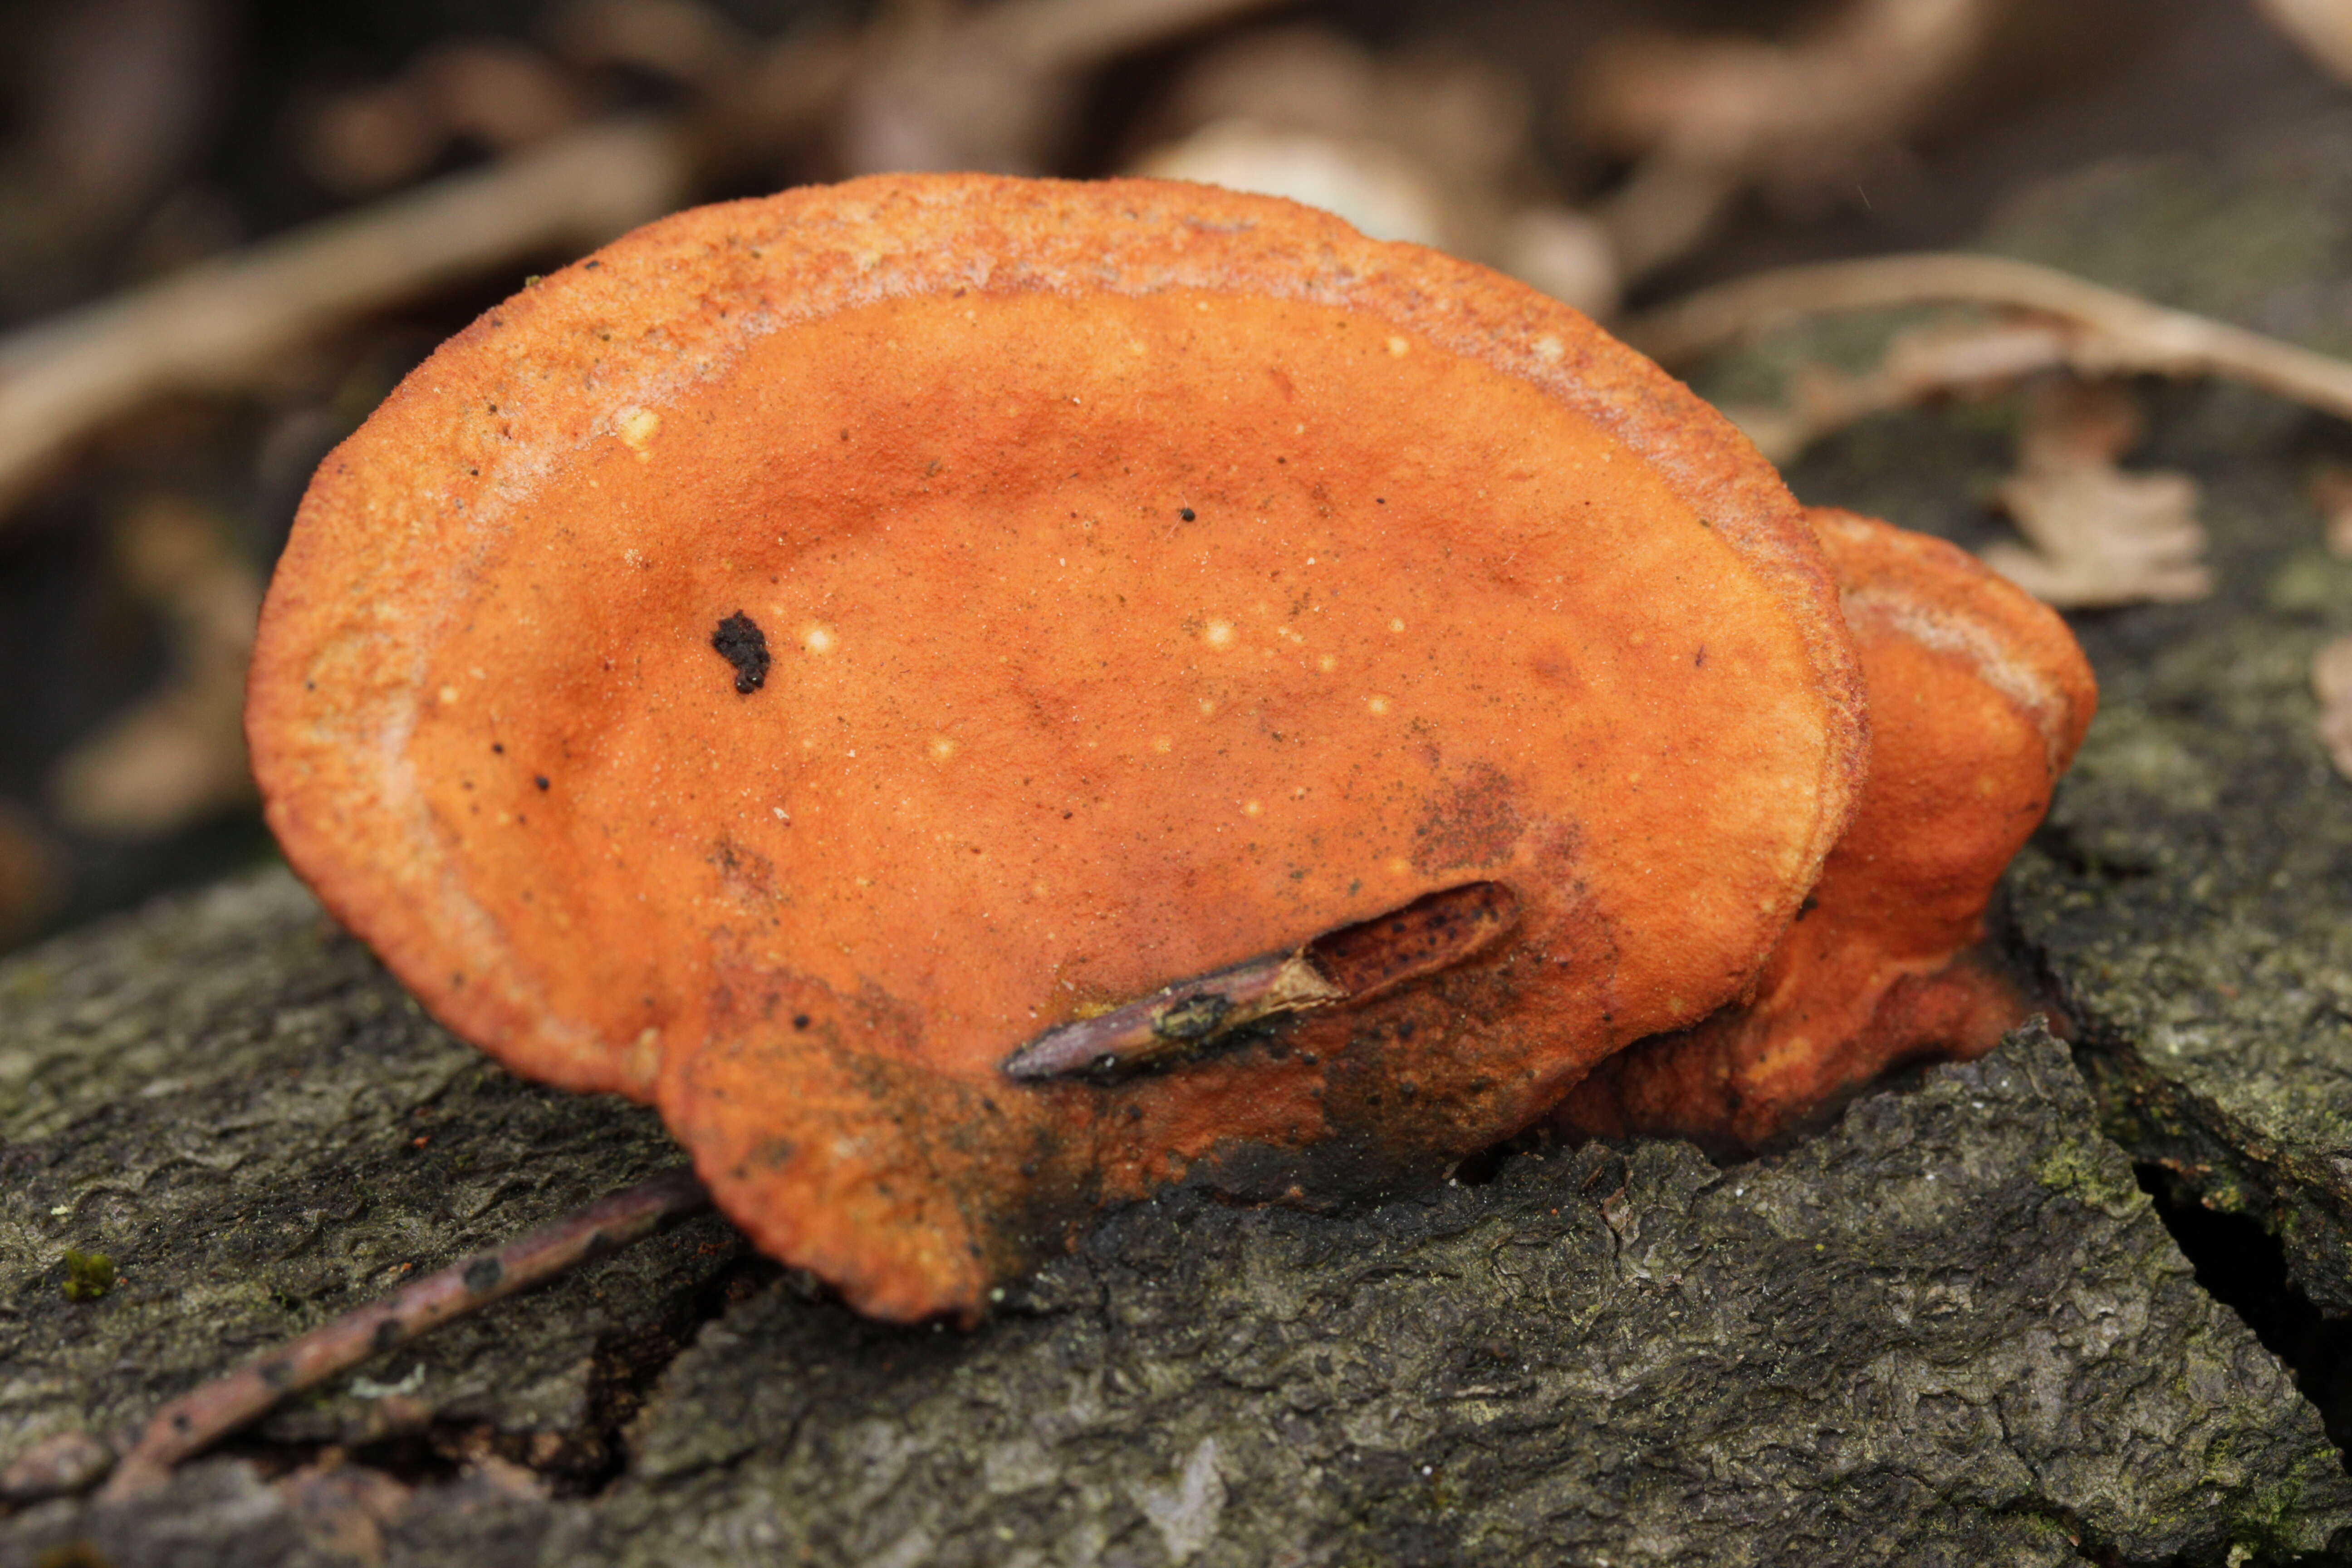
[97,1165,709,1502]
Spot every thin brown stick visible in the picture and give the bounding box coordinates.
[0,114,690,521]
[1625,251,2352,424]
[98,1165,710,1501]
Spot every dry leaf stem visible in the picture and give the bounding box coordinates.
[1627,251,2352,424]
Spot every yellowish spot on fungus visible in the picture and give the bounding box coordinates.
[1317,654,1339,673]
[1203,620,1236,648]
[1151,735,1173,754]
[929,737,959,762]
[626,1026,661,1081]
[619,407,661,456]
[804,625,838,655]
[1387,336,1410,357]
[1366,695,1392,715]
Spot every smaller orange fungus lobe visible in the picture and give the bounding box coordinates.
[248,174,1872,1322]
[1550,507,2097,1152]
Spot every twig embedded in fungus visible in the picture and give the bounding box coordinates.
[1002,882,1519,1081]
[98,1165,710,1501]
[1626,251,2352,427]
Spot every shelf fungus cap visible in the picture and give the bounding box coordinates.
[1554,506,2097,1150]
[247,174,1865,1321]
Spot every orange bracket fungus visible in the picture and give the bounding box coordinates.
[240,172,2098,1328]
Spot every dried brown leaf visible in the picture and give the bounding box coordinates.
[1983,378,2212,608]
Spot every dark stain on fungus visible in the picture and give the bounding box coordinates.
[1413,766,1525,874]
[258,1360,294,1389]
[710,838,781,905]
[462,1257,504,1292]
[371,1318,404,1352]
[712,611,770,694]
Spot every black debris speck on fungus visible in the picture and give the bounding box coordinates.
[712,612,771,695]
